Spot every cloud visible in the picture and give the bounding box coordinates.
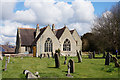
[0,0,95,45]
[0,20,32,45]
[14,9,36,24]
[0,0,17,20]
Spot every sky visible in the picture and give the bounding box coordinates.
[0,0,119,45]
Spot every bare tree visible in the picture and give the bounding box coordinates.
[91,2,120,54]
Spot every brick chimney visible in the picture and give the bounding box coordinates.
[35,24,40,38]
[52,24,55,34]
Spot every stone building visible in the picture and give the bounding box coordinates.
[15,24,82,57]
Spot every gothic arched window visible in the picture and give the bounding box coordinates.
[44,38,53,52]
[63,39,71,51]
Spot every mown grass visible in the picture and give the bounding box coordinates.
[1,54,120,78]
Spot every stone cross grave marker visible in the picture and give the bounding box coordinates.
[55,53,60,68]
[69,59,75,73]
[105,52,110,65]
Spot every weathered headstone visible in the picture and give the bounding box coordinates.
[0,53,3,60]
[77,51,81,62]
[8,56,10,63]
[64,56,67,65]
[65,55,67,60]
[23,70,31,75]
[79,50,82,57]
[113,57,120,67]
[51,52,54,58]
[4,59,8,71]
[105,52,110,65]
[54,53,60,68]
[66,63,73,77]
[93,51,95,58]
[47,53,50,58]
[26,72,38,79]
[43,54,46,58]
[69,59,75,73]
[110,54,113,62]
[40,54,42,59]
[103,51,106,58]
[88,53,93,59]
[34,72,40,78]
[113,57,118,62]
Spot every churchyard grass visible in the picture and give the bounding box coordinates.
[2,54,120,78]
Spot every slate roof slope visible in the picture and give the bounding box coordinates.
[19,28,35,46]
[55,27,66,39]
[31,27,47,45]
[70,30,74,34]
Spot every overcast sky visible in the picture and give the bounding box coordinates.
[0,0,118,45]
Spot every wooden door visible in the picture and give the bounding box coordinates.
[33,46,36,57]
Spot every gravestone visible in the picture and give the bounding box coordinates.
[66,63,73,77]
[115,62,120,67]
[110,54,113,62]
[88,53,93,59]
[103,51,106,58]
[93,51,95,58]
[0,53,3,60]
[79,50,82,57]
[34,72,40,78]
[23,70,31,75]
[51,52,54,58]
[8,56,10,63]
[113,57,120,67]
[40,54,42,59]
[43,54,46,58]
[77,51,81,62]
[69,59,75,73]
[47,53,50,58]
[64,56,67,65]
[54,53,60,68]
[113,57,118,62]
[26,72,38,79]
[4,59,8,71]
[105,52,110,65]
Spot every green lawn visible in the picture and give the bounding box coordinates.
[1,54,120,78]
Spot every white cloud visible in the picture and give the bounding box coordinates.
[14,9,36,24]
[0,0,95,45]
[0,0,17,20]
[0,20,32,45]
